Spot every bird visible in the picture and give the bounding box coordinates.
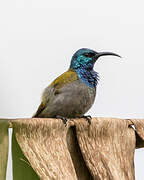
[33,48,120,124]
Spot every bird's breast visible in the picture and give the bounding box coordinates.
[56,79,96,117]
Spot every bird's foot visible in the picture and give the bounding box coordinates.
[55,115,67,126]
[82,115,92,125]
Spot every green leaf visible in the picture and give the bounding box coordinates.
[12,131,40,180]
[0,120,9,180]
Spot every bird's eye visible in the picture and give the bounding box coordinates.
[84,53,89,57]
[84,52,95,57]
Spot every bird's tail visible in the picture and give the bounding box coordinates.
[32,102,45,118]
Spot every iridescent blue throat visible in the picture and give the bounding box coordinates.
[75,68,99,88]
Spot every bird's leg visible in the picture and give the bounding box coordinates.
[55,115,67,126]
[81,115,92,125]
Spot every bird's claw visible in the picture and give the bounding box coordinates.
[82,115,92,125]
[56,115,67,126]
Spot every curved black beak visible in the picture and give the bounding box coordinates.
[95,52,121,59]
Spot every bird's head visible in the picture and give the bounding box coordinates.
[70,48,121,70]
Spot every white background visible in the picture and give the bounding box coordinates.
[0,0,144,179]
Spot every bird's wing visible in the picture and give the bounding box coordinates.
[33,69,78,117]
[49,69,78,90]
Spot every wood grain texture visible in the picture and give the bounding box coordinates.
[130,119,144,148]
[74,118,136,180]
[9,117,144,180]
[12,118,77,180]
[66,127,93,180]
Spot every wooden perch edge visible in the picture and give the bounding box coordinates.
[2,117,144,180]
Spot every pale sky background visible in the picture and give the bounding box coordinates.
[0,0,144,179]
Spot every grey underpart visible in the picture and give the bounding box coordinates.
[35,79,96,118]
